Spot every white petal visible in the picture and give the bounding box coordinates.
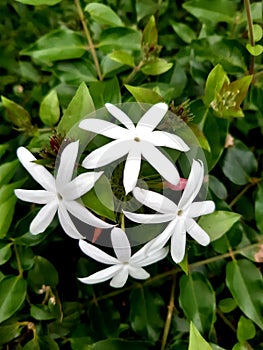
[111,227,131,262]
[131,245,169,266]
[188,201,215,218]
[123,144,141,194]
[179,159,204,210]
[62,171,103,200]
[110,266,129,288]
[186,218,210,246]
[105,103,135,131]
[78,265,122,285]
[136,103,168,132]
[57,205,84,239]
[145,219,177,253]
[170,221,187,263]
[128,266,150,280]
[30,201,58,234]
[147,131,189,151]
[55,141,79,190]
[82,139,131,169]
[17,147,55,192]
[123,211,174,224]
[79,119,130,139]
[141,142,180,185]
[79,239,119,264]
[64,200,113,228]
[133,187,177,213]
[15,189,56,204]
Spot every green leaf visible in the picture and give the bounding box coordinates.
[89,77,121,109]
[0,243,12,265]
[82,339,152,350]
[130,287,165,342]
[0,196,17,239]
[171,22,196,43]
[28,256,58,290]
[189,322,213,350]
[85,3,123,27]
[222,140,257,185]
[53,60,97,85]
[208,175,227,199]
[198,211,241,242]
[203,64,229,107]
[20,28,86,63]
[0,319,23,345]
[142,16,158,48]
[39,89,60,126]
[30,304,59,321]
[1,96,32,130]
[136,0,160,21]
[23,337,40,350]
[179,272,216,335]
[141,59,173,76]
[226,259,263,330]
[237,316,256,343]
[99,27,141,53]
[125,85,163,103]
[232,343,247,350]
[108,50,135,67]
[246,44,263,56]
[255,180,263,233]
[0,276,27,323]
[15,0,62,5]
[253,24,263,42]
[218,298,237,313]
[0,160,19,187]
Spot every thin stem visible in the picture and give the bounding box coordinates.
[161,276,176,350]
[244,0,255,75]
[74,0,103,80]
[123,61,144,85]
[229,178,260,208]
[216,309,236,333]
[13,244,23,278]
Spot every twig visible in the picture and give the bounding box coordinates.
[244,0,255,75]
[13,244,23,278]
[161,275,176,350]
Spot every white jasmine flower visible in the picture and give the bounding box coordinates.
[124,160,215,263]
[78,227,169,288]
[15,141,113,239]
[79,103,189,194]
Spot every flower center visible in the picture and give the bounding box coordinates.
[134,136,140,142]
[177,209,183,216]
[57,193,63,201]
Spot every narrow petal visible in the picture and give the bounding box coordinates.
[145,219,177,253]
[170,221,187,263]
[111,227,131,262]
[147,131,189,151]
[136,103,168,132]
[179,160,204,210]
[17,147,55,192]
[57,205,84,239]
[128,266,150,280]
[188,201,215,218]
[79,119,130,139]
[133,187,177,213]
[105,103,135,131]
[15,189,56,204]
[123,144,141,194]
[78,265,122,285]
[123,211,174,224]
[82,139,131,169]
[110,266,129,288]
[55,141,79,190]
[131,245,169,266]
[30,201,58,234]
[79,239,119,264]
[186,218,210,246]
[62,171,103,200]
[65,200,113,228]
[141,142,180,185]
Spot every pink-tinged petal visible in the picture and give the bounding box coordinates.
[123,144,141,194]
[62,171,103,200]
[141,142,180,186]
[145,219,177,253]
[179,159,204,210]
[14,189,56,204]
[105,103,135,131]
[136,103,168,132]
[128,266,150,280]
[17,147,55,192]
[133,187,177,213]
[165,178,187,191]
[186,218,210,246]
[82,139,131,169]
[64,200,113,228]
[92,227,103,243]
[188,201,215,218]
[78,265,122,284]
[79,119,130,139]
[55,141,79,190]
[131,245,169,266]
[111,227,131,262]
[30,200,58,234]
[57,205,84,239]
[146,131,189,151]
[123,211,174,224]
[170,220,187,263]
[79,239,119,264]
[110,266,129,288]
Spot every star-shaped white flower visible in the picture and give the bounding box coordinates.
[79,103,189,194]
[78,227,169,288]
[15,141,113,239]
[124,160,215,263]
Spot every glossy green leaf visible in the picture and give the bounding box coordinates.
[23,337,40,350]
[99,27,141,53]
[246,43,263,56]
[0,243,12,265]
[84,339,152,350]
[0,276,27,323]
[0,319,23,345]
[171,22,196,43]
[85,3,123,27]
[179,272,216,335]
[28,256,58,290]
[125,84,163,103]
[198,211,241,242]
[130,287,165,341]
[39,89,60,126]
[1,96,32,130]
[108,50,135,67]
[218,298,237,313]
[53,60,97,85]
[203,64,229,107]
[0,160,18,187]
[189,322,213,350]
[253,24,263,42]
[232,343,247,350]
[0,196,17,239]
[15,0,62,5]
[237,316,256,343]
[142,16,158,48]
[226,259,263,330]
[136,0,160,21]
[208,175,227,199]
[89,77,121,109]
[30,304,59,320]
[141,59,173,76]
[255,180,263,233]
